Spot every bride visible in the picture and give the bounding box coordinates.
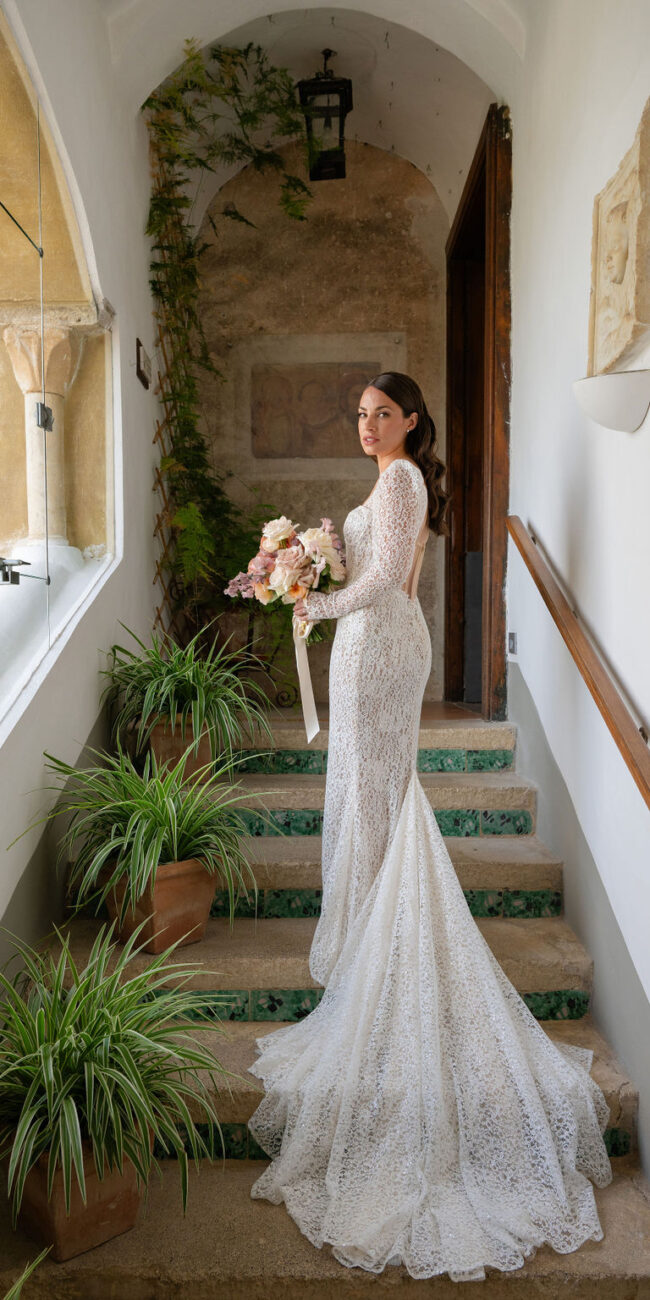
[246,371,612,1283]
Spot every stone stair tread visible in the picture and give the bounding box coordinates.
[190,1015,638,1140]
[242,832,563,891]
[57,915,592,994]
[231,770,537,811]
[542,1019,639,1135]
[2,1160,648,1297]
[244,715,517,752]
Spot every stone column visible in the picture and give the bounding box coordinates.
[3,325,83,543]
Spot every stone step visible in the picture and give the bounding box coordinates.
[244,714,517,755]
[57,916,593,1023]
[230,771,537,837]
[3,1160,648,1297]
[212,832,564,920]
[188,1015,638,1160]
[242,830,563,888]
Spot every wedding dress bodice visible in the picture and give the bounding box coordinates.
[304,458,429,621]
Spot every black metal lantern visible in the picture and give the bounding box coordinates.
[297,49,353,182]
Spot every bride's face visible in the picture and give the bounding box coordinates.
[357,386,414,458]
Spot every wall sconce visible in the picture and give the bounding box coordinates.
[297,49,353,182]
[572,368,650,432]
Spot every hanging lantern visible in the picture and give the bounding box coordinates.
[297,49,353,182]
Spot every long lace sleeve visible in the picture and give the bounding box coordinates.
[303,460,425,621]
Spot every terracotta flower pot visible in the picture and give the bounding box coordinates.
[104,857,215,954]
[16,1143,144,1261]
[148,718,214,779]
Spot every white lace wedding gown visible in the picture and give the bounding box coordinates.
[247,457,612,1282]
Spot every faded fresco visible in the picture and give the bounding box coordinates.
[251,362,380,457]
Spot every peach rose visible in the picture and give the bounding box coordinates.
[253,580,277,605]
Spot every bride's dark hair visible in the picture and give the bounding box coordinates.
[366,371,451,537]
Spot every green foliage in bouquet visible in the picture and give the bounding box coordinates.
[143,38,314,633]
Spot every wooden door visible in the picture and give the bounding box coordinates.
[444,104,512,719]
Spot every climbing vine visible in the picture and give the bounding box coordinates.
[142,39,314,642]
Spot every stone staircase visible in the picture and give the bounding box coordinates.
[2,713,649,1296]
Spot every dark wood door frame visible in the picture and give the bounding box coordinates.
[444,103,512,719]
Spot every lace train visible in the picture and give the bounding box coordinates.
[248,772,612,1282]
[247,458,611,1281]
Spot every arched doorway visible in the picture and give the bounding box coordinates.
[139,7,515,716]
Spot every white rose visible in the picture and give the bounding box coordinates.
[261,516,296,551]
[268,547,309,597]
[268,567,295,597]
[297,527,345,582]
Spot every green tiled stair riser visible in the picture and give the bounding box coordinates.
[233,747,514,774]
[154,1122,629,1163]
[211,888,562,920]
[167,987,589,1025]
[238,808,533,837]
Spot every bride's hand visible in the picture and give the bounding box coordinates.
[293,596,311,621]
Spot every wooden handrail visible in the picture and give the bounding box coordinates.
[506,515,650,810]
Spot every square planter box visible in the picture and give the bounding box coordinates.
[16,1144,143,1261]
[105,857,215,954]
[148,719,213,779]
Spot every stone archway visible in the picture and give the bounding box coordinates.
[141,3,515,708]
[197,138,449,702]
[103,0,523,117]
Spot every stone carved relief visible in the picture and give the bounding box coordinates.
[589,100,650,374]
[251,362,380,457]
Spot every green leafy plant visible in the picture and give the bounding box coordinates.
[2,1248,50,1300]
[102,623,276,762]
[143,38,314,633]
[0,923,241,1227]
[36,747,276,925]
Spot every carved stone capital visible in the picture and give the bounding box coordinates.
[2,324,84,396]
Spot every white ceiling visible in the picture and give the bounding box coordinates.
[152,9,498,225]
[249,11,493,217]
[96,0,532,224]
[102,0,528,115]
[97,0,533,59]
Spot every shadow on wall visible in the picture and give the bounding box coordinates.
[0,707,110,969]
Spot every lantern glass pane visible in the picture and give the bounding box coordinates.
[308,92,341,149]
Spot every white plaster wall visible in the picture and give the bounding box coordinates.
[507,0,650,996]
[0,0,157,931]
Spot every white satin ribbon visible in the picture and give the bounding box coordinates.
[293,619,320,742]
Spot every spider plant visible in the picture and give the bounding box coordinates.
[0,922,238,1229]
[39,746,273,926]
[101,623,276,765]
[2,1249,50,1300]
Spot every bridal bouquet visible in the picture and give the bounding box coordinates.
[224,515,346,642]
